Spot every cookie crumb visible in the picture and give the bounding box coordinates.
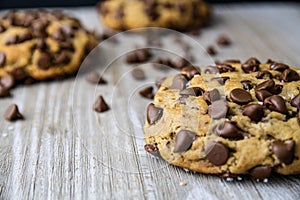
[180,181,187,186]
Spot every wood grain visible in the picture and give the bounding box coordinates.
[1,4,300,200]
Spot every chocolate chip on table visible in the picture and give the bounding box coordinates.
[37,52,52,70]
[181,66,200,80]
[255,90,272,101]
[131,68,146,80]
[0,85,11,98]
[230,88,252,105]
[180,87,204,97]
[205,141,229,166]
[144,144,160,157]
[216,34,231,46]
[206,46,217,56]
[217,64,235,73]
[0,75,15,89]
[241,63,259,73]
[173,130,196,153]
[4,104,24,121]
[147,103,163,125]
[208,99,228,119]
[173,58,190,70]
[256,70,273,79]
[280,68,300,82]
[241,80,253,90]
[249,165,272,181]
[242,104,264,122]
[269,62,289,72]
[93,95,110,113]
[85,71,107,84]
[152,58,174,70]
[139,86,154,99]
[264,95,288,114]
[223,59,241,64]
[211,76,230,85]
[170,74,187,90]
[272,140,295,164]
[126,49,152,64]
[0,51,6,67]
[291,94,300,109]
[215,122,243,139]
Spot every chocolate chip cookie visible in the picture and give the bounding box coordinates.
[144,58,300,181]
[97,0,211,31]
[0,10,98,82]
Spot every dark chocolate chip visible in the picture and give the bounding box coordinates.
[152,58,174,70]
[270,63,289,72]
[215,122,243,139]
[205,142,229,166]
[181,66,200,80]
[9,67,27,82]
[230,88,252,105]
[173,58,190,70]
[5,35,18,45]
[0,75,15,89]
[59,41,74,51]
[37,52,52,70]
[244,57,261,65]
[291,94,300,109]
[211,76,230,85]
[0,25,6,33]
[55,51,70,64]
[255,90,272,101]
[242,104,264,122]
[0,85,10,98]
[280,68,300,82]
[173,130,196,153]
[144,1,159,20]
[241,80,253,90]
[272,140,295,164]
[180,87,203,97]
[206,46,217,56]
[147,103,163,125]
[35,39,48,50]
[85,71,107,84]
[4,104,24,121]
[264,95,288,114]
[270,84,282,95]
[223,59,241,64]
[208,99,228,119]
[52,28,66,41]
[255,79,275,91]
[139,86,154,99]
[217,64,235,73]
[126,49,151,64]
[131,68,146,80]
[61,24,73,37]
[256,70,273,79]
[0,51,6,67]
[144,144,160,157]
[170,75,187,90]
[242,63,259,73]
[266,59,275,64]
[17,32,32,43]
[204,66,219,74]
[216,35,231,46]
[93,96,110,113]
[249,165,272,181]
[209,89,221,102]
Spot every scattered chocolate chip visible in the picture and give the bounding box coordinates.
[170,75,187,90]
[85,71,107,84]
[0,75,15,89]
[37,52,52,70]
[131,68,146,80]
[280,68,300,82]
[208,99,228,119]
[4,104,24,121]
[230,88,252,105]
[217,64,235,73]
[180,87,203,97]
[0,85,10,97]
[126,49,152,64]
[55,51,70,64]
[272,140,295,164]
[181,66,200,80]
[249,165,272,181]
[93,95,110,113]
[215,122,243,139]
[256,70,273,79]
[241,80,253,90]
[211,76,230,85]
[0,51,6,67]
[139,86,154,99]
[270,63,289,72]
[205,142,229,166]
[152,58,174,70]
[216,35,231,46]
[241,63,259,73]
[173,130,196,153]
[144,144,160,157]
[242,104,264,122]
[206,46,217,56]
[147,103,163,125]
[204,66,219,74]
[291,94,300,109]
[244,57,261,65]
[173,58,190,70]
[264,95,288,114]
[255,90,273,101]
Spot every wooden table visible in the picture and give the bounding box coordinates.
[1,3,300,199]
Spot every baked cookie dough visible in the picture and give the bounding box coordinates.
[144,58,300,181]
[0,10,98,82]
[97,0,211,31]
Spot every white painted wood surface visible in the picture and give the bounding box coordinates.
[1,3,300,200]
